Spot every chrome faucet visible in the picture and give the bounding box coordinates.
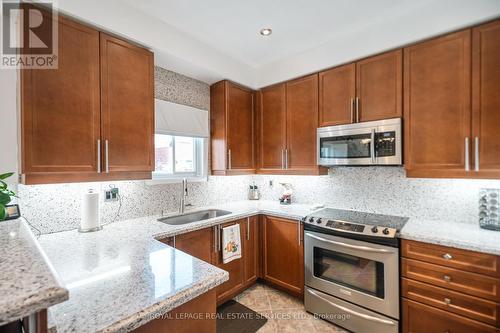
[179,178,188,214]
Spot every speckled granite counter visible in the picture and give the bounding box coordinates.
[38,200,317,333]
[0,219,68,325]
[400,219,500,255]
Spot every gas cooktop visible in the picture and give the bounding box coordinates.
[302,208,408,244]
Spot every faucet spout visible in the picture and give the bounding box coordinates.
[179,178,188,213]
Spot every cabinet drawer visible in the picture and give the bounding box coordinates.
[402,240,500,277]
[402,298,498,333]
[402,278,500,326]
[402,258,500,301]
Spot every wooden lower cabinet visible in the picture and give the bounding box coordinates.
[161,228,215,264]
[402,240,500,333]
[243,216,260,286]
[262,215,304,297]
[133,289,216,333]
[214,219,246,305]
[403,299,498,333]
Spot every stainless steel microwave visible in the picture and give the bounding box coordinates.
[317,118,402,166]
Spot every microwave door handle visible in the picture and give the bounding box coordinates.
[306,289,397,326]
[305,233,392,253]
[370,129,376,164]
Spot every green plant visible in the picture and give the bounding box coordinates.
[0,172,16,221]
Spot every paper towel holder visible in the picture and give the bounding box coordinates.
[78,188,103,233]
[78,225,103,233]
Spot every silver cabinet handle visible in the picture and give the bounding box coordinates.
[213,226,218,252]
[281,149,285,170]
[173,236,176,248]
[442,253,453,260]
[355,97,360,123]
[298,220,301,245]
[97,139,101,173]
[247,218,250,241]
[105,140,110,173]
[306,289,396,326]
[443,275,451,282]
[285,149,289,169]
[350,98,354,123]
[219,225,222,251]
[305,232,393,253]
[465,137,470,172]
[444,297,451,305]
[475,137,480,172]
[228,149,232,170]
[370,129,376,164]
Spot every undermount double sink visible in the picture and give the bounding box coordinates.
[158,209,232,225]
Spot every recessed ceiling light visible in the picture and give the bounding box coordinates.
[260,28,272,37]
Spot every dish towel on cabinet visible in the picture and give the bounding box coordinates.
[222,224,242,264]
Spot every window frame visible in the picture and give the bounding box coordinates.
[152,133,208,182]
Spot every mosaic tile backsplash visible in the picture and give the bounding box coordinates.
[18,168,500,234]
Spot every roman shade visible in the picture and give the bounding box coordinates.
[155,99,209,138]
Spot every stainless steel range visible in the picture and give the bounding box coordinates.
[302,208,408,333]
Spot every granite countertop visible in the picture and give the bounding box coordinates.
[400,218,500,256]
[0,219,68,326]
[38,200,318,333]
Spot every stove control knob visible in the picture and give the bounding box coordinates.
[316,218,322,224]
[301,217,307,222]
[371,226,379,233]
[382,228,390,235]
[309,217,315,223]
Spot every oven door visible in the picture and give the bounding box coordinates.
[317,126,375,166]
[304,231,399,319]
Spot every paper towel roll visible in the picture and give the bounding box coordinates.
[80,189,100,231]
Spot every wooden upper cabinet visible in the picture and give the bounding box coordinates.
[472,20,500,178]
[257,83,287,171]
[356,50,402,122]
[21,14,101,183]
[100,33,154,176]
[286,74,321,171]
[404,30,472,178]
[210,81,255,175]
[21,12,154,184]
[319,63,355,126]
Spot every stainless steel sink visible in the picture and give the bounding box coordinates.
[158,209,232,225]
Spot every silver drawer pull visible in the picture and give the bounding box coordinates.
[443,275,452,282]
[442,253,453,260]
[444,297,451,305]
[305,233,393,253]
[307,289,396,326]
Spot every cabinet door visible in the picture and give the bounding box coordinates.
[286,74,319,170]
[356,50,402,122]
[472,20,500,178]
[258,84,287,171]
[216,219,245,304]
[319,63,355,126]
[100,33,154,177]
[171,228,214,264]
[243,216,259,286]
[21,14,101,184]
[404,30,472,178]
[226,82,255,171]
[262,216,304,297]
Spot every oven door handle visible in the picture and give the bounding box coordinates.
[305,233,393,253]
[307,289,397,326]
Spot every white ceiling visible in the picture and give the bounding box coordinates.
[56,0,500,88]
[122,0,420,67]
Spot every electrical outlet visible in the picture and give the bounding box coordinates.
[269,180,273,188]
[104,187,119,202]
